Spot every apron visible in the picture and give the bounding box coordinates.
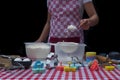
[47,0,84,52]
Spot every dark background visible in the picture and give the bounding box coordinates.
[0,0,120,56]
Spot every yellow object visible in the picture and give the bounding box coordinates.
[68,61,72,64]
[64,66,76,72]
[68,61,72,67]
[86,52,96,62]
[86,52,96,56]
[105,66,115,71]
[64,66,70,72]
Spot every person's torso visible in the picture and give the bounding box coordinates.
[48,0,84,38]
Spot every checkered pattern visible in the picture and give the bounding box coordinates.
[0,67,120,80]
[47,0,92,43]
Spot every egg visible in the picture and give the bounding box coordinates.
[14,57,22,61]
[23,58,31,61]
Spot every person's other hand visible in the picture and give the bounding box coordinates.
[35,39,41,42]
[79,19,91,30]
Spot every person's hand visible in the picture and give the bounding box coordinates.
[35,39,42,42]
[79,19,91,30]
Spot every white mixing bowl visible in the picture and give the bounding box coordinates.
[25,42,51,60]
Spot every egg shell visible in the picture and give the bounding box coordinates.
[23,58,31,61]
[14,58,22,61]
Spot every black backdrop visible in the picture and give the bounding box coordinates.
[0,0,120,56]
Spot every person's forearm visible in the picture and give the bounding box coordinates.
[84,2,99,27]
[36,13,51,42]
[38,23,50,42]
[89,14,99,27]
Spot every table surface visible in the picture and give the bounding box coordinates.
[0,67,120,80]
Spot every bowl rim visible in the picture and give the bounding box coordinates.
[56,42,86,46]
[24,42,48,44]
[24,42,51,47]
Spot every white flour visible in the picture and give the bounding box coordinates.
[25,43,51,60]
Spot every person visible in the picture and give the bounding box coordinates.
[36,0,99,52]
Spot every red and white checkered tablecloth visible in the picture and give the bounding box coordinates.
[0,67,120,80]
